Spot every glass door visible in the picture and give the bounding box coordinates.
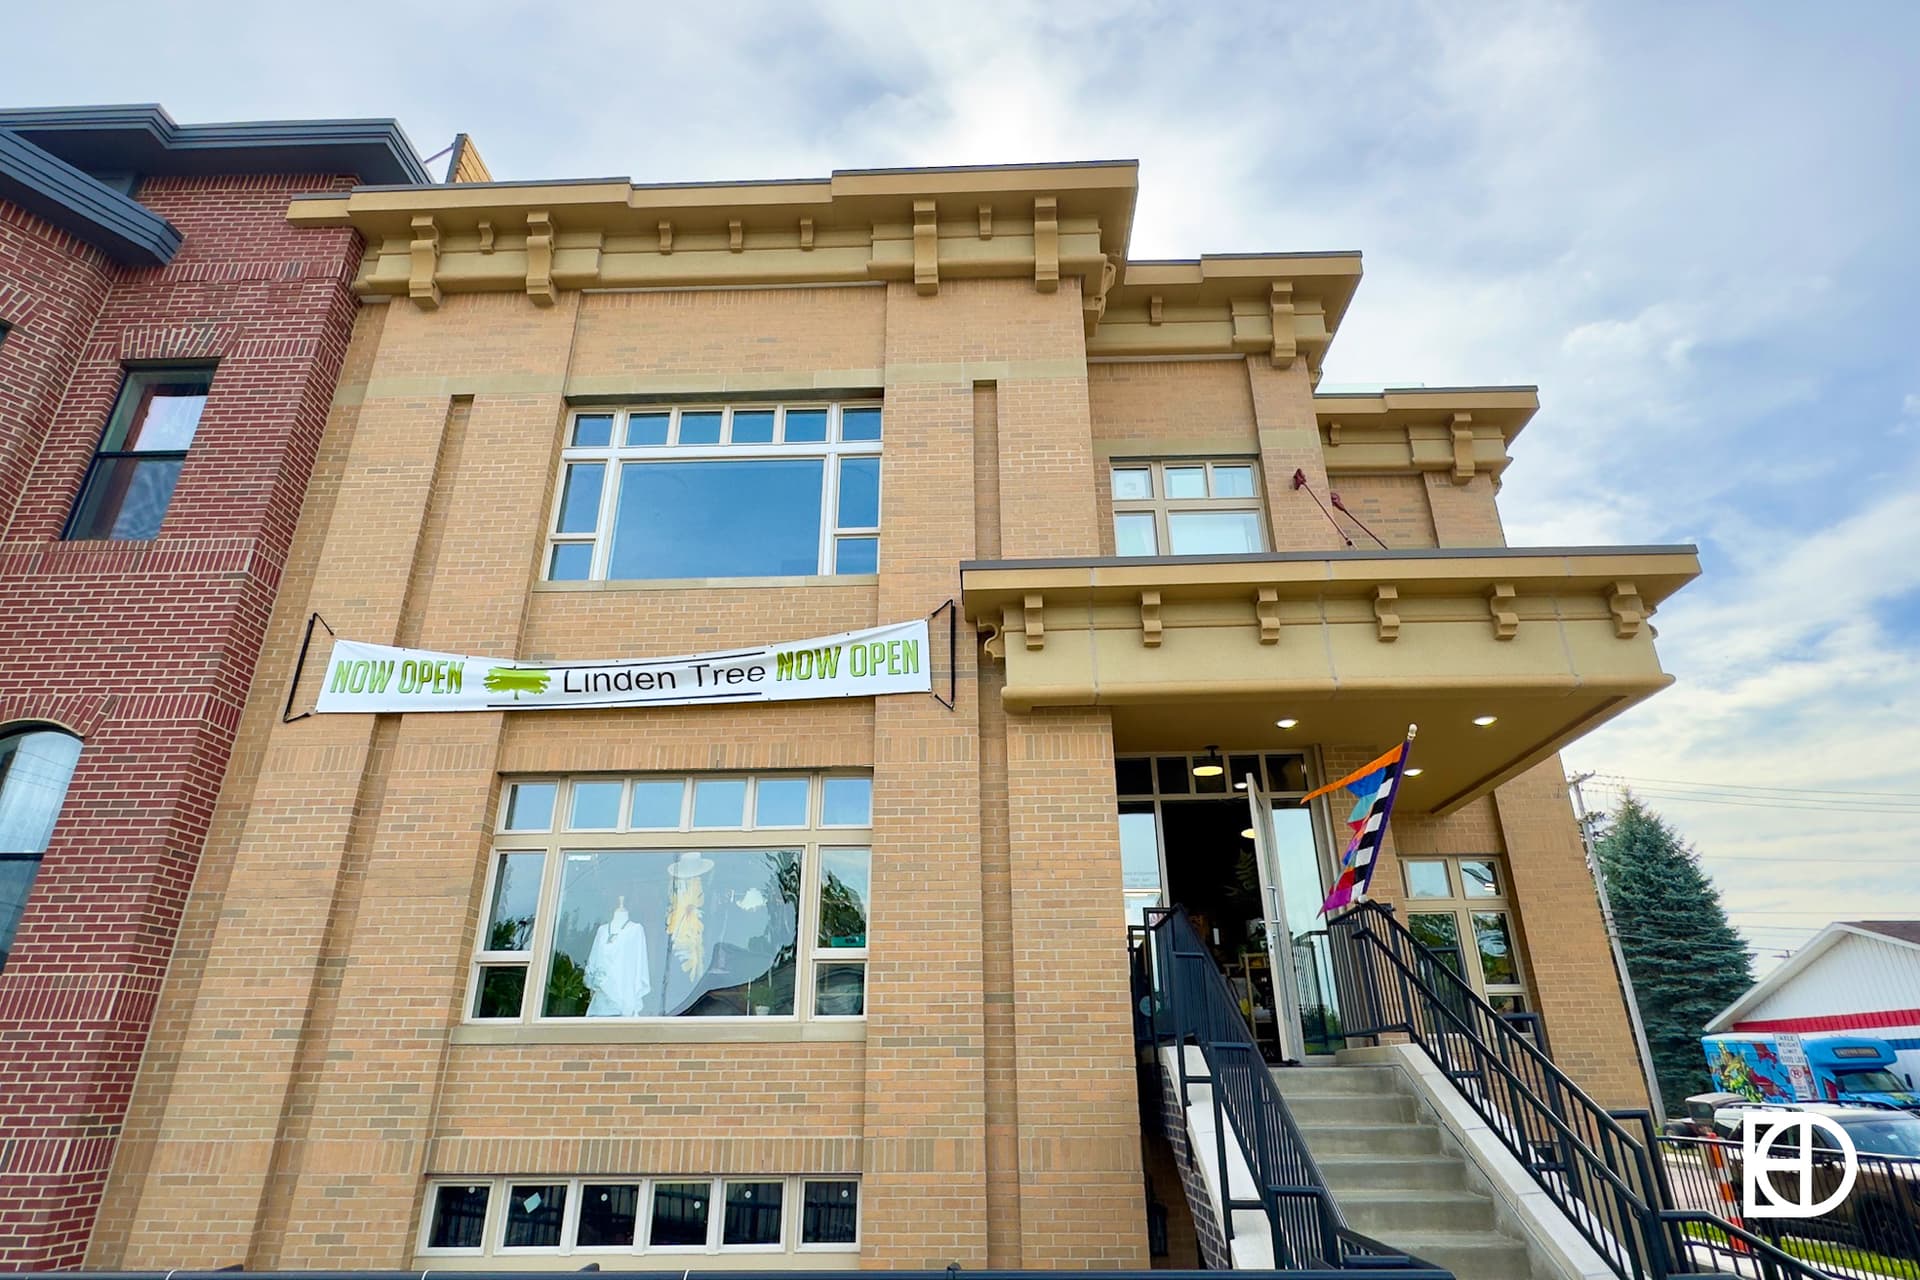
[1244,772,1305,1062]
[1265,790,1343,1057]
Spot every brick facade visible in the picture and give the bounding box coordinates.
[81,161,1668,1268]
[0,173,362,1267]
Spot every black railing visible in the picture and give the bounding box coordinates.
[1329,900,1836,1280]
[1133,907,1451,1277]
[1658,1132,1920,1278]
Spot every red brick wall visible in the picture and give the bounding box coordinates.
[0,173,362,1267]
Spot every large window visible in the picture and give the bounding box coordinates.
[475,773,871,1023]
[420,1175,859,1258]
[545,402,882,582]
[1111,458,1267,557]
[0,726,83,970]
[1402,855,1531,1014]
[67,366,214,540]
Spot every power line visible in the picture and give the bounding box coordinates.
[1592,773,1920,801]
[1585,785,1920,816]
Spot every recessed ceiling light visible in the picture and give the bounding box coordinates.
[1276,718,1299,729]
[1403,767,1424,777]
[1233,780,1248,790]
[1240,827,1257,840]
[1472,715,1498,727]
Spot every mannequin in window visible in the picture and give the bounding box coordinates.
[585,895,651,1017]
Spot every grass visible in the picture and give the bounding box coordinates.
[1681,1220,1919,1279]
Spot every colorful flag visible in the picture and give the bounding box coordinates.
[1301,726,1416,916]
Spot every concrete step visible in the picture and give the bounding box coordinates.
[1283,1090,1418,1126]
[1272,1065,1407,1097]
[1315,1152,1477,1193]
[1293,1121,1441,1156]
[1336,1187,1496,1235]
[1387,1229,1537,1280]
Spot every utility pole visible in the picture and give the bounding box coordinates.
[1569,771,1668,1122]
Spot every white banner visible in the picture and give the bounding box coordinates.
[312,619,932,714]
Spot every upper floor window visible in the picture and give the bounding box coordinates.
[0,725,83,969]
[1111,458,1267,557]
[545,402,881,583]
[475,772,872,1024]
[67,366,214,540]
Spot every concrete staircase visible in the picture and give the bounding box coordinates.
[1275,1064,1556,1280]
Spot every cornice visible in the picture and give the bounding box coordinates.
[1315,386,1539,482]
[1090,253,1364,371]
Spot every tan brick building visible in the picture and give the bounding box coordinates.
[89,159,1697,1271]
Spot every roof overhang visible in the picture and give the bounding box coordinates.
[0,104,429,185]
[961,545,1699,815]
[287,161,1141,315]
[1091,252,1364,373]
[0,128,181,266]
[1317,386,1539,483]
[1706,923,1920,1031]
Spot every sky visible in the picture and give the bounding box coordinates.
[10,1,1919,976]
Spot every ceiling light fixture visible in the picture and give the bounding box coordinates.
[1240,827,1257,840]
[1192,745,1225,778]
[1275,718,1299,730]
[1472,715,1498,727]
[1403,767,1424,777]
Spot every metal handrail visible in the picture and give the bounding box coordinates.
[1133,907,1450,1276]
[1328,900,1835,1280]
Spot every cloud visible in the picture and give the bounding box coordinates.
[8,0,1917,975]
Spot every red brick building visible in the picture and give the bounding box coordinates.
[0,105,437,1267]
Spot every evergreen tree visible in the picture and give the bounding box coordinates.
[1594,793,1755,1112]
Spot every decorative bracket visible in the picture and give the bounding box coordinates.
[1374,585,1401,642]
[1325,420,1342,447]
[1022,593,1045,650]
[1270,281,1296,367]
[477,220,495,253]
[1450,412,1475,485]
[981,618,1005,661]
[729,219,745,253]
[1148,295,1163,325]
[1488,582,1519,640]
[978,204,993,239]
[1140,590,1163,648]
[1083,254,1118,336]
[799,218,814,251]
[1255,587,1281,644]
[913,201,939,295]
[408,215,441,310]
[1033,196,1059,293]
[525,211,557,306]
[1609,580,1646,638]
[658,220,673,254]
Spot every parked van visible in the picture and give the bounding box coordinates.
[1704,1033,1920,1112]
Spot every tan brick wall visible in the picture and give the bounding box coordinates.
[1425,472,1506,547]
[1005,707,1144,1266]
[1494,759,1647,1110]
[1326,473,1438,550]
[1250,358,1346,552]
[1087,359,1260,555]
[97,256,1630,1270]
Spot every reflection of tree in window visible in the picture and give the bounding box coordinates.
[1472,911,1517,985]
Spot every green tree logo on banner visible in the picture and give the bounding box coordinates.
[483,666,551,699]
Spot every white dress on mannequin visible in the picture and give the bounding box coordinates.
[585,902,652,1017]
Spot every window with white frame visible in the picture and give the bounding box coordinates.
[420,1175,860,1258]
[474,773,871,1023]
[1110,458,1267,557]
[545,402,882,582]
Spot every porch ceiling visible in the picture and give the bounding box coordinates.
[960,546,1701,816]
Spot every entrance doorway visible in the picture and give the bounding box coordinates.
[1117,750,1343,1062]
